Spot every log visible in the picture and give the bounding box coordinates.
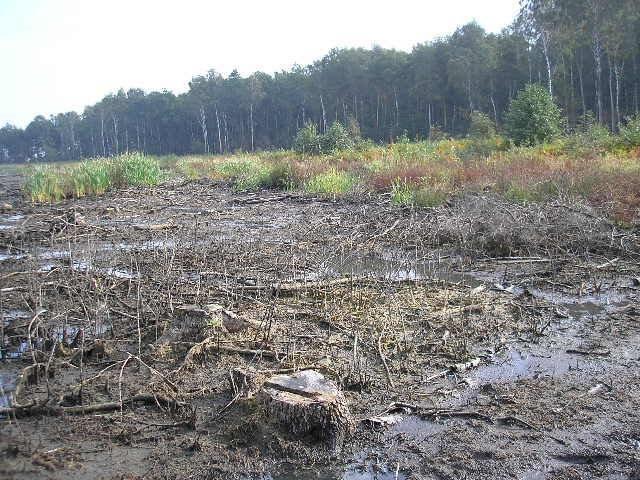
[0,393,185,418]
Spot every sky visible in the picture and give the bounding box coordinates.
[0,0,520,127]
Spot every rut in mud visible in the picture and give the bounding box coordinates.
[1,177,639,479]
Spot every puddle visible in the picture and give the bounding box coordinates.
[2,339,31,360]
[0,214,25,231]
[117,239,177,251]
[388,415,445,441]
[0,372,17,408]
[1,310,111,359]
[37,259,138,279]
[1,309,30,327]
[472,349,579,384]
[37,250,71,260]
[266,462,407,480]
[260,416,434,479]
[0,251,28,262]
[342,465,406,480]
[309,251,478,286]
[527,288,629,316]
[51,321,111,343]
[1,214,25,222]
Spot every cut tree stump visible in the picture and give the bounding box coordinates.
[230,367,266,399]
[259,370,353,450]
[159,304,255,344]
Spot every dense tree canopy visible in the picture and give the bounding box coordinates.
[1,0,639,162]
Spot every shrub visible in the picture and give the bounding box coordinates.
[620,115,640,148]
[505,84,562,146]
[428,125,447,142]
[294,121,357,154]
[468,111,496,139]
[414,187,448,207]
[74,160,111,196]
[322,121,354,152]
[293,123,322,154]
[565,122,614,155]
[266,161,295,190]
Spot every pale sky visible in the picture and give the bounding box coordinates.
[0,0,520,127]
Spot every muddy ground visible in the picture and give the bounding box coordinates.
[0,175,639,479]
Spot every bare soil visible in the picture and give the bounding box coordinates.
[1,177,639,479]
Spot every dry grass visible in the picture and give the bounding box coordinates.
[174,139,640,223]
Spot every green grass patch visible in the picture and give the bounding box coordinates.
[24,153,163,202]
[390,180,414,206]
[305,169,354,196]
[24,165,65,202]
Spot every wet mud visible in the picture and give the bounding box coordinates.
[0,177,639,479]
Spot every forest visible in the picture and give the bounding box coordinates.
[1,0,639,162]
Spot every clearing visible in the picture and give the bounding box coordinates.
[1,175,639,479]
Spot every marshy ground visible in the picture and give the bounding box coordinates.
[1,175,639,479]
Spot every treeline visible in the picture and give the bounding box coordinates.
[1,0,639,163]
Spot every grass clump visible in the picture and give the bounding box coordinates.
[390,180,414,206]
[24,153,163,202]
[76,160,114,196]
[215,158,272,191]
[24,165,65,202]
[114,153,163,186]
[305,169,354,196]
[414,187,448,207]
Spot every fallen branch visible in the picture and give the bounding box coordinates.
[177,336,279,371]
[377,330,395,388]
[0,393,186,418]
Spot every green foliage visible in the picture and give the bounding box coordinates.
[390,180,448,208]
[266,162,295,190]
[294,121,358,155]
[504,184,538,204]
[214,157,295,191]
[620,115,640,148]
[24,153,163,202]
[24,165,64,202]
[215,158,271,191]
[390,180,414,205]
[414,187,448,207]
[468,111,496,139]
[305,169,354,195]
[2,0,640,163]
[322,122,354,152]
[505,84,562,146]
[565,122,615,155]
[114,152,164,186]
[73,161,112,196]
[428,126,447,142]
[346,116,361,140]
[293,123,321,155]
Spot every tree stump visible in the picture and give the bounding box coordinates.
[159,304,255,344]
[230,367,266,399]
[259,370,353,450]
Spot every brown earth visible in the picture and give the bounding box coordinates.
[0,177,639,479]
